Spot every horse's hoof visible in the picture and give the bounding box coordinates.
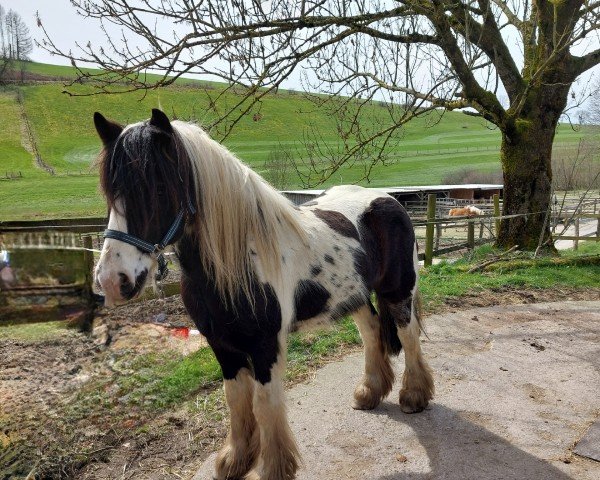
[399,388,429,413]
[215,443,255,480]
[352,384,381,410]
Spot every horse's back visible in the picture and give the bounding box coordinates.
[300,185,417,300]
[301,185,388,223]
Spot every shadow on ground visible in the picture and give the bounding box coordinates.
[373,403,573,480]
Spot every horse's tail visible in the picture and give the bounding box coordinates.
[376,294,403,356]
[376,290,423,356]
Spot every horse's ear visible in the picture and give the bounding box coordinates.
[149,108,173,133]
[94,112,123,145]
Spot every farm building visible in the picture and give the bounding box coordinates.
[282,184,503,206]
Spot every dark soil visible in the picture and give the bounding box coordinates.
[439,285,600,312]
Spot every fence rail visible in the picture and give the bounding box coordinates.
[416,194,600,265]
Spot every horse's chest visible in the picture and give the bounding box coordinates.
[180,272,283,343]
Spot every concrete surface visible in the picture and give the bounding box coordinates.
[574,420,600,462]
[194,301,600,480]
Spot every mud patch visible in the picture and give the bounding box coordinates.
[0,299,221,480]
[440,286,600,313]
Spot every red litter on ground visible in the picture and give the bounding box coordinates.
[171,327,190,339]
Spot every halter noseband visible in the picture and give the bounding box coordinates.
[103,201,195,281]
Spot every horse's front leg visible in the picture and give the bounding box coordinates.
[245,335,300,480]
[211,346,259,480]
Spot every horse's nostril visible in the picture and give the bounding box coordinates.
[118,270,147,300]
[119,273,135,297]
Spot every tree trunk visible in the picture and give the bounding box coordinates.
[496,116,558,251]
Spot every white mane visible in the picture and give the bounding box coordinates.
[172,121,306,305]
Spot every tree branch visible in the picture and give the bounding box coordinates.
[572,46,600,74]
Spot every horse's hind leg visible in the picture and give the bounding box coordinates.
[211,348,259,479]
[352,304,395,410]
[389,295,434,413]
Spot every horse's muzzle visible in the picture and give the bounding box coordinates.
[95,268,148,306]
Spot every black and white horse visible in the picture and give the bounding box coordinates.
[94,109,434,480]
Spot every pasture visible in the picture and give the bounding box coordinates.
[0,62,598,220]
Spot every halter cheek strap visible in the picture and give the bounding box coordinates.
[103,201,195,281]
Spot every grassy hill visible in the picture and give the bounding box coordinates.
[0,62,597,220]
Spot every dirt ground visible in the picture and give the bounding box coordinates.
[2,285,600,479]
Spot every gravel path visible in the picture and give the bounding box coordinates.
[194,301,600,480]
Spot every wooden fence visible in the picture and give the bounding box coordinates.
[413,194,500,266]
[415,194,600,266]
[1,193,599,324]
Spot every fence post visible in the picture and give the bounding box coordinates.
[425,194,436,267]
[574,217,579,251]
[83,235,94,294]
[435,223,442,250]
[77,235,96,331]
[467,221,475,250]
[493,194,501,237]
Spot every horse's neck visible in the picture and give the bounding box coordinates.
[176,232,209,282]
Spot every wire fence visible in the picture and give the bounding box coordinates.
[411,193,600,265]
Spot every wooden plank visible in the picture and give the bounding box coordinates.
[555,213,600,220]
[417,237,493,261]
[0,217,106,235]
[493,194,501,236]
[424,194,436,267]
[0,224,106,234]
[556,236,600,241]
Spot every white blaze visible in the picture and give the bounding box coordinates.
[94,201,154,306]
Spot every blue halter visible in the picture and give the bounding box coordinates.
[103,201,195,280]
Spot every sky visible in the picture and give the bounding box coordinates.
[2,0,598,117]
[2,0,307,88]
[3,0,103,67]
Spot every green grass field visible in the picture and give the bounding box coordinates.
[0,62,598,220]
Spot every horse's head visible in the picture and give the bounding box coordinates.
[94,109,195,306]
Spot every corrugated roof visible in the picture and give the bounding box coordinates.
[282,184,503,195]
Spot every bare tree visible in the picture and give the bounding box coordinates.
[0,4,33,82]
[0,4,10,80]
[587,78,600,125]
[553,139,600,191]
[38,0,600,250]
[263,144,295,190]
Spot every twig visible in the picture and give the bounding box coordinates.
[24,465,38,480]
[467,245,519,273]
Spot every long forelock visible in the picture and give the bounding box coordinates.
[99,122,194,238]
